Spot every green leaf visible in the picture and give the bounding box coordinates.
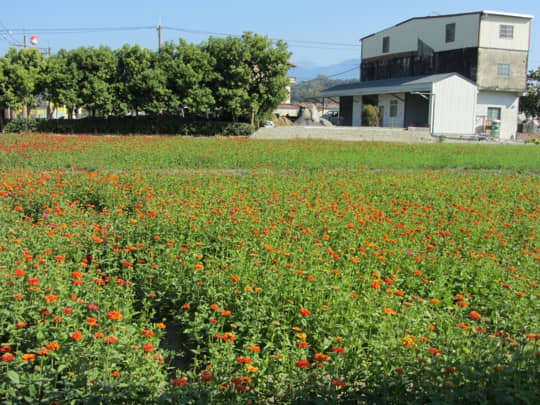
[6,370,19,385]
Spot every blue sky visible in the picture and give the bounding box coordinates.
[1,0,538,74]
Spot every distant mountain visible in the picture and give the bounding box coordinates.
[289,59,360,82]
[291,75,359,103]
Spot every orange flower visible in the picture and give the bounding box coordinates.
[103,336,118,344]
[384,308,397,315]
[46,342,60,351]
[248,345,261,353]
[143,344,155,352]
[22,353,36,362]
[87,317,99,327]
[469,311,481,320]
[313,353,329,362]
[71,331,83,341]
[220,310,232,317]
[107,310,123,321]
[112,371,121,377]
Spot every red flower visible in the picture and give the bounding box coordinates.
[332,346,345,354]
[296,341,309,348]
[236,356,252,364]
[428,347,441,355]
[200,370,213,382]
[332,379,346,387]
[299,308,311,317]
[296,359,310,368]
[171,378,187,386]
[143,344,155,352]
[1,353,14,362]
[0,345,11,353]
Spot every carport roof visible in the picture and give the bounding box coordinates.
[321,73,466,97]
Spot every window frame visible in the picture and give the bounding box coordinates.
[487,107,501,121]
[499,24,514,39]
[496,63,511,77]
[382,36,389,53]
[389,100,398,117]
[445,23,456,43]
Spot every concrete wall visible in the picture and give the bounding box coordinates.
[476,48,528,92]
[432,75,477,135]
[362,14,480,59]
[478,14,531,51]
[252,126,437,143]
[477,91,520,139]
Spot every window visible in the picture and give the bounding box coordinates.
[445,23,455,43]
[487,107,501,121]
[499,24,514,39]
[382,36,389,53]
[496,63,511,77]
[389,100,398,117]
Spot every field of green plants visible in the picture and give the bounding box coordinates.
[0,134,538,404]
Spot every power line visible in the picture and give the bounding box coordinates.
[328,65,360,78]
[0,24,361,51]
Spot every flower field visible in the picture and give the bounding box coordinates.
[0,134,538,404]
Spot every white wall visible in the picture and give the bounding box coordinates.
[352,96,362,126]
[476,91,520,139]
[362,14,480,59]
[479,14,531,51]
[432,76,477,135]
[378,94,405,128]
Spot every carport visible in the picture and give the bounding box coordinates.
[322,73,478,136]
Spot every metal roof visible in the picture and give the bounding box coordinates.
[321,73,473,97]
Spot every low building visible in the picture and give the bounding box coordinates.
[324,10,533,139]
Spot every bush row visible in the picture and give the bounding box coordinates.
[1,117,255,136]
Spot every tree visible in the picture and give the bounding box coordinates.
[43,49,82,118]
[114,44,169,116]
[520,67,540,119]
[159,40,216,116]
[2,48,44,118]
[70,46,116,117]
[205,33,290,125]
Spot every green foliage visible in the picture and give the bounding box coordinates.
[519,67,540,118]
[362,104,379,126]
[2,33,291,127]
[205,32,291,125]
[2,117,254,136]
[291,75,358,103]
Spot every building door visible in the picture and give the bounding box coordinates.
[378,105,384,126]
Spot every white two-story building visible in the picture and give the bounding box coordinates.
[322,10,533,139]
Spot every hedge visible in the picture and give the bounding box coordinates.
[1,117,255,136]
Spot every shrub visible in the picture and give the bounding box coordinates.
[2,117,255,136]
[362,105,379,127]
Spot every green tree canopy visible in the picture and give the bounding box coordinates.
[520,67,540,118]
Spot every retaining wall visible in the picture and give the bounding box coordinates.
[252,126,437,143]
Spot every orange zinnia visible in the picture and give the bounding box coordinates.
[107,310,123,321]
[71,331,83,341]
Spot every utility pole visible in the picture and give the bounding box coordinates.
[157,24,162,51]
[23,34,27,48]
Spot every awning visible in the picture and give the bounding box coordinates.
[321,73,461,97]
